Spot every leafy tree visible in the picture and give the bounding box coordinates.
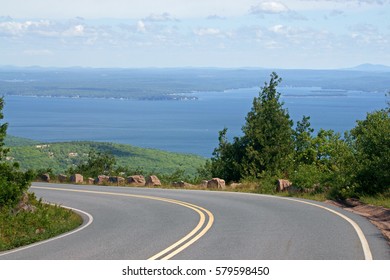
[0,97,33,208]
[350,109,390,195]
[68,150,116,178]
[209,128,244,182]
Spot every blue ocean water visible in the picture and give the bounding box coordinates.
[3,87,387,157]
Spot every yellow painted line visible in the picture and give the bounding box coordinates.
[160,206,214,260]
[31,186,214,260]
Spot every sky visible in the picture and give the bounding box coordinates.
[1,0,389,69]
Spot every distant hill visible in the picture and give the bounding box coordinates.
[345,63,390,72]
[5,135,206,176]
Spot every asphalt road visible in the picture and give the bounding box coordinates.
[1,182,389,260]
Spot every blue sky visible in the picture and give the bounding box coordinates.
[1,0,389,68]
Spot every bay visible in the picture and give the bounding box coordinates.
[3,87,387,157]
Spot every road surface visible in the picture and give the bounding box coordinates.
[1,182,389,260]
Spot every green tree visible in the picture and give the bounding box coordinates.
[0,98,9,161]
[0,97,33,207]
[350,109,390,195]
[293,115,315,166]
[240,72,294,177]
[209,128,244,182]
[69,150,116,178]
[208,72,294,182]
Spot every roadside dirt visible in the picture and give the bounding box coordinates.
[326,199,390,245]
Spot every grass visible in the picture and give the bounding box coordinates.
[359,194,390,209]
[0,194,83,252]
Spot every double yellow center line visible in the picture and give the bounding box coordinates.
[31,186,214,260]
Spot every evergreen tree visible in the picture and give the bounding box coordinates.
[293,115,315,165]
[209,72,294,182]
[240,72,294,177]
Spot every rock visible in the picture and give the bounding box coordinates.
[171,181,193,188]
[94,175,110,185]
[35,228,46,234]
[41,173,50,182]
[14,192,37,214]
[58,174,67,183]
[207,178,226,189]
[276,179,292,192]
[70,174,83,184]
[109,176,125,185]
[200,180,209,188]
[88,177,95,185]
[145,175,161,186]
[127,175,146,186]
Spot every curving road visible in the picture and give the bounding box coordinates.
[1,182,389,260]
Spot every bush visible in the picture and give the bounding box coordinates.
[290,164,323,192]
[350,109,390,195]
[0,163,34,208]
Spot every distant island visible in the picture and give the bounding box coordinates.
[1,67,389,100]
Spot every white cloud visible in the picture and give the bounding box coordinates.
[63,24,85,36]
[270,24,285,33]
[250,1,289,14]
[194,28,221,36]
[143,12,178,22]
[136,20,146,32]
[0,20,51,36]
[0,1,389,68]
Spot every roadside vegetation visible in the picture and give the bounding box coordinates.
[0,97,82,252]
[199,72,389,207]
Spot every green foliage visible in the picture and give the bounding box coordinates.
[69,150,116,178]
[0,194,82,251]
[241,72,294,177]
[207,73,389,201]
[0,98,33,208]
[195,159,213,182]
[0,98,9,161]
[209,73,294,183]
[210,128,244,182]
[0,163,34,207]
[293,116,315,165]
[290,164,324,192]
[350,109,390,195]
[6,138,206,177]
[4,135,39,147]
[255,173,279,194]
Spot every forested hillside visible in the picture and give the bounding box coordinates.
[5,136,206,176]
